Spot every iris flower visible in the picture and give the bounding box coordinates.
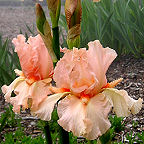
[2,34,54,114]
[35,40,142,140]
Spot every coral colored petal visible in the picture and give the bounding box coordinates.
[54,40,117,96]
[57,94,111,140]
[57,95,87,137]
[103,88,143,117]
[32,92,70,121]
[27,35,53,79]
[12,34,53,80]
[69,48,98,94]
[54,47,100,95]
[60,47,70,53]
[29,78,52,111]
[54,50,74,89]
[87,40,117,90]
[84,93,111,140]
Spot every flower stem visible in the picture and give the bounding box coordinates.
[52,26,60,60]
[53,109,69,144]
[44,122,52,144]
[59,126,69,144]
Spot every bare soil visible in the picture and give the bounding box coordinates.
[0,6,48,41]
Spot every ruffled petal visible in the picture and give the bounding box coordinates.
[54,50,74,89]
[27,35,53,79]
[12,34,53,80]
[29,78,52,111]
[54,41,117,96]
[60,47,70,53]
[32,92,70,121]
[69,48,99,95]
[57,94,111,140]
[84,93,111,140]
[57,95,87,136]
[87,40,117,90]
[54,48,99,96]
[1,77,25,103]
[11,81,30,113]
[102,88,143,117]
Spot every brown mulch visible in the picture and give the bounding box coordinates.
[107,55,144,142]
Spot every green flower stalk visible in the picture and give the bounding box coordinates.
[36,2,68,143]
[35,3,58,63]
[65,0,82,49]
[46,0,61,60]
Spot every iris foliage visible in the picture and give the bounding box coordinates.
[60,0,144,57]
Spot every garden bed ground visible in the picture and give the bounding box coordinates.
[0,6,144,143]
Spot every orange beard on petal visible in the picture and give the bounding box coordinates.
[25,75,41,85]
[80,91,90,105]
[102,78,123,89]
[49,87,71,93]
[49,78,123,105]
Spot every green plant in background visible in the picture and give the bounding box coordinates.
[0,105,17,133]
[59,0,144,57]
[137,131,144,143]
[0,103,44,144]
[109,115,125,133]
[0,35,20,91]
[126,131,137,144]
[0,23,36,91]
[20,23,36,40]
[1,127,44,144]
[1,107,143,144]
[132,120,138,128]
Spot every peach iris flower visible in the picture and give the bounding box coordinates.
[1,34,54,114]
[36,40,142,140]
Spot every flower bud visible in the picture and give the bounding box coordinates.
[46,0,61,28]
[35,3,57,62]
[65,0,82,49]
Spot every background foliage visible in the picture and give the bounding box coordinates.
[60,0,144,57]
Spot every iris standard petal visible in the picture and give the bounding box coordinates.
[12,34,53,80]
[87,40,117,91]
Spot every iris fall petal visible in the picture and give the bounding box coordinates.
[57,93,112,140]
[33,92,70,121]
[102,88,143,117]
